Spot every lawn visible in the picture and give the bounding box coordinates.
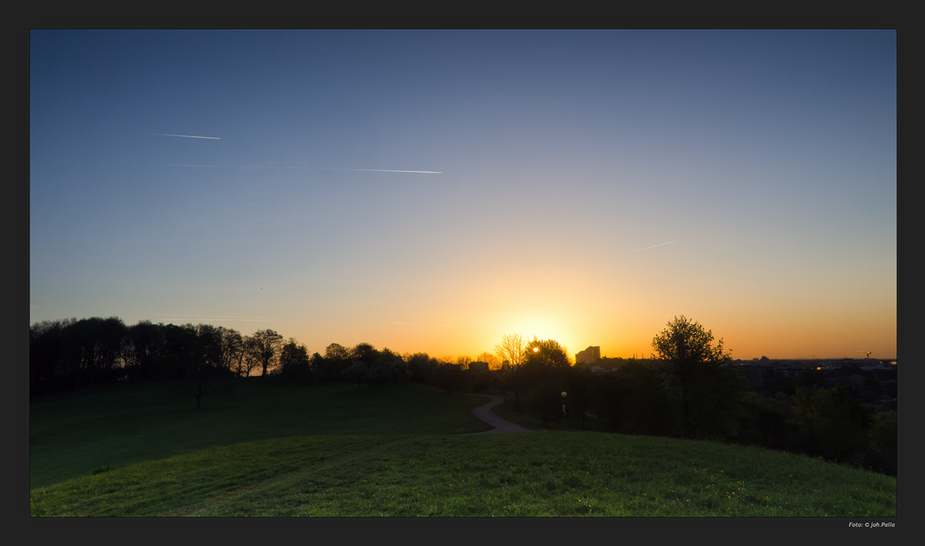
[30,378,897,517]
[30,378,492,489]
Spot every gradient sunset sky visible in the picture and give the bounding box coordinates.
[29,29,896,361]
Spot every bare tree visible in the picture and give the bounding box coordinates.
[475,351,501,370]
[237,335,262,377]
[219,327,244,374]
[494,333,527,409]
[494,333,526,368]
[249,329,283,376]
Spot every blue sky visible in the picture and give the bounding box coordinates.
[29,29,896,359]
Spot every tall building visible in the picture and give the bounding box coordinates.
[575,346,601,365]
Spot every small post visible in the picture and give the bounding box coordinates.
[561,391,567,431]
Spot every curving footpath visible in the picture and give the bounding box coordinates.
[458,394,533,435]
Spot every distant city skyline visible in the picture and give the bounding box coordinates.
[30,30,896,360]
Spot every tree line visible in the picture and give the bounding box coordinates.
[29,315,896,475]
[28,317,500,398]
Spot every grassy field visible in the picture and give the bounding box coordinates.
[30,379,897,517]
[30,378,492,488]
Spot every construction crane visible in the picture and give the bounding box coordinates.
[857,351,871,360]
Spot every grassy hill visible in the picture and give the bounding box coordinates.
[29,378,896,517]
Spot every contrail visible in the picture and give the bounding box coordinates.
[326,168,442,174]
[150,133,221,140]
[619,241,676,255]
[159,164,441,173]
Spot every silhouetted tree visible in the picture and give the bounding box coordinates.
[161,324,200,379]
[526,382,564,428]
[435,362,467,394]
[322,343,351,382]
[343,360,371,389]
[791,385,871,462]
[495,333,527,410]
[249,329,283,376]
[867,411,897,475]
[494,333,526,369]
[651,316,747,439]
[522,337,570,383]
[277,338,312,382]
[236,335,262,377]
[475,351,501,370]
[350,342,379,366]
[196,324,224,370]
[564,365,594,429]
[59,317,128,389]
[592,360,679,436]
[125,320,166,380]
[29,318,76,392]
[405,352,438,385]
[379,348,412,383]
[219,327,245,376]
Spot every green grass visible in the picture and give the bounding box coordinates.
[30,432,896,517]
[30,378,493,489]
[30,379,897,517]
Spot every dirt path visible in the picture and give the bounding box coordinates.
[458,394,533,435]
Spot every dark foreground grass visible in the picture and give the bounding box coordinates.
[30,432,896,517]
[31,379,896,517]
[30,379,493,489]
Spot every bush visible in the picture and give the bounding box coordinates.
[592,361,679,436]
[525,382,565,428]
[791,385,872,463]
[864,411,896,476]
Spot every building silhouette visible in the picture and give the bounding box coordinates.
[575,346,601,365]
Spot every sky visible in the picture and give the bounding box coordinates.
[29,29,897,361]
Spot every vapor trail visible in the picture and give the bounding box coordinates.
[326,168,442,174]
[150,133,221,140]
[159,164,441,173]
[619,241,676,255]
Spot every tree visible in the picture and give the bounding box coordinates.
[183,354,234,410]
[277,338,312,381]
[564,365,594,430]
[526,382,565,428]
[434,362,467,394]
[592,360,678,436]
[160,324,200,379]
[523,337,571,371]
[237,336,262,377]
[322,343,351,382]
[379,348,412,383]
[61,317,128,389]
[475,351,501,370]
[219,327,245,376]
[125,320,165,381]
[405,352,438,385]
[343,360,371,389]
[518,337,572,404]
[195,324,224,370]
[651,315,746,440]
[494,333,528,410]
[791,385,871,463]
[29,318,76,393]
[250,329,283,376]
[494,333,526,369]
